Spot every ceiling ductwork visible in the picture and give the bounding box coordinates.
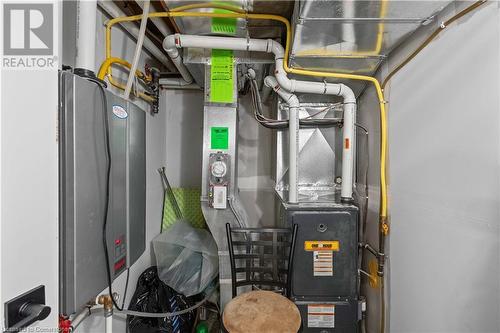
[289,0,453,94]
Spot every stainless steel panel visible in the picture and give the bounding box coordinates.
[60,72,110,314]
[127,103,146,265]
[109,93,128,278]
[59,72,146,314]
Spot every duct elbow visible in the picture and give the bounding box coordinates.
[288,94,300,108]
[268,39,285,59]
[162,34,193,85]
[264,76,279,92]
[162,34,178,52]
[264,76,299,108]
[275,73,293,92]
[273,62,293,91]
[339,84,356,104]
[162,35,180,61]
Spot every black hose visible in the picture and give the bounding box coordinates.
[97,83,124,311]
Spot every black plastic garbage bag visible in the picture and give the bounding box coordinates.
[127,266,196,333]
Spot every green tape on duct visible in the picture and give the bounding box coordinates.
[210,49,234,103]
[211,127,229,149]
[162,188,206,230]
[211,8,237,35]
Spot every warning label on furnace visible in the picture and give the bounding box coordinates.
[313,250,333,276]
[308,304,335,328]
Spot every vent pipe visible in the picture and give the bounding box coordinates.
[75,0,97,74]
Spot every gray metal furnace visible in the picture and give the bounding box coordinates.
[59,71,146,315]
[274,95,363,332]
[282,201,361,332]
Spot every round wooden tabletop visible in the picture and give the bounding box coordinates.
[223,290,301,333]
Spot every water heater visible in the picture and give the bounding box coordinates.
[59,72,146,315]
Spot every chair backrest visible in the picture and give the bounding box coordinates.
[226,223,298,298]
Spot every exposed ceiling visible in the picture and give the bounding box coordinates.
[122,0,454,94]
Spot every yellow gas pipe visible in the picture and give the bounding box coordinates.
[97,57,155,103]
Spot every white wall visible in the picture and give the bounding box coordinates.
[358,2,500,332]
[0,2,61,330]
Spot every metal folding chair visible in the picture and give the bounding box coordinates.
[226,223,298,298]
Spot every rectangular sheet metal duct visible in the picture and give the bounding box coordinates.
[290,0,452,95]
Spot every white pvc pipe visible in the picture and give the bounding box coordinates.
[163,34,357,200]
[162,36,197,84]
[124,0,150,100]
[265,76,299,203]
[76,0,97,72]
[97,0,174,72]
[341,102,356,200]
[159,77,200,89]
[105,313,113,333]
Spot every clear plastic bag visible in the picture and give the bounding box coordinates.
[152,221,218,296]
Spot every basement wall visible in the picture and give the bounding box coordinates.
[358,2,500,332]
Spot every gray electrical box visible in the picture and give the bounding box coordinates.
[59,72,146,315]
[282,202,360,333]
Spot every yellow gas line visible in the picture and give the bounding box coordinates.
[98,57,155,103]
[98,57,150,82]
[102,5,389,221]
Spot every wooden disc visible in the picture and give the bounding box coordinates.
[223,290,301,333]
